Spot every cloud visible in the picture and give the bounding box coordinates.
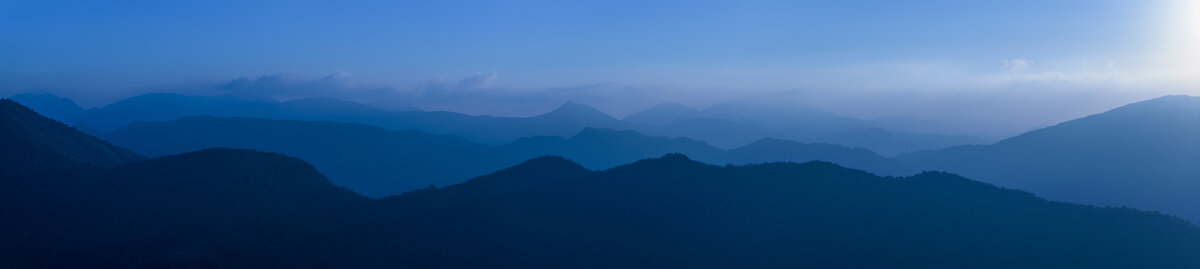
[406,79,739,118]
[222,72,357,99]
[194,72,414,110]
[1001,59,1033,74]
[57,58,1190,138]
[455,72,498,89]
[414,72,500,99]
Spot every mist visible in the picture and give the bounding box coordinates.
[7,1,1200,267]
[5,0,1199,138]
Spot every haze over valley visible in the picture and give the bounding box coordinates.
[4,0,1200,267]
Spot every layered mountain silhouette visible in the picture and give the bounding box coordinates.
[628,99,986,155]
[9,93,88,125]
[0,99,142,170]
[2,148,371,268]
[20,93,1200,220]
[4,99,1200,268]
[14,93,632,145]
[100,116,500,197]
[622,101,701,125]
[100,116,908,196]
[499,129,909,175]
[374,155,1200,268]
[43,93,395,131]
[0,99,368,268]
[15,93,982,154]
[900,95,1200,222]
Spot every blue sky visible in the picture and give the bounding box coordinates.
[2,0,1197,136]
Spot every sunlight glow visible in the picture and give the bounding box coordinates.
[1172,1,1200,62]
[1153,0,1200,88]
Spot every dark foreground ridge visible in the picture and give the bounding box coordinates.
[2,99,1200,268]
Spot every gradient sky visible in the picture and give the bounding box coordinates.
[3,0,1199,137]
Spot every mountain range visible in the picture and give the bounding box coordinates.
[12,93,984,155]
[15,93,1200,223]
[3,98,1199,268]
[900,95,1200,222]
[99,116,907,197]
[626,99,987,155]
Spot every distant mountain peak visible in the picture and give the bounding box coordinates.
[626,153,696,167]
[516,155,586,169]
[553,100,599,113]
[643,101,697,113]
[10,93,87,124]
[10,93,81,107]
[0,99,145,168]
[745,137,793,146]
[280,97,381,113]
[131,148,338,188]
[1149,94,1198,101]
[739,137,860,152]
[623,102,700,125]
[1010,94,1200,142]
[659,152,692,161]
[460,155,591,185]
[1123,95,1200,110]
[571,127,640,139]
[537,101,617,120]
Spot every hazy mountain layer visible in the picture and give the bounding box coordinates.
[0,99,143,169]
[15,93,983,155]
[900,95,1200,222]
[3,99,1199,268]
[627,99,987,155]
[101,116,907,197]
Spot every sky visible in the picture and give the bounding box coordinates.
[2,0,1199,137]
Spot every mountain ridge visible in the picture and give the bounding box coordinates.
[899,94,1200,222]
[101,116,911,196]
[4,101,1200,267]
[0,99,144,169]
[18,93,985,154]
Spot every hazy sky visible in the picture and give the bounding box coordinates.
[3,0,1199,137]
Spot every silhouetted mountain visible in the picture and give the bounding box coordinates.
[629,98,986,155]
[386,156,592,211]
[821,127,985,156]
[504,128,910,175]
[726,138,908,174]
[11,93,415,132]
[700,98,873,131]
[102,117,908,196]
[536,101,621,123]
[0,99,143,170]
[34,93,983,154]
[71,93,270,130]
[101,116,500,197]
[372,154,1200,268]
[246,100,631,145]
[0,100,368,268]
[497,127,726,169]
[436,101,631,144]
[622,102,700,125]
[46,93,628,144]
[4,103,1200,268]
[2,149,371,268]
[899,95,1200,222]
[9,93,87,124]
[276,96,388,115]
[633,99,866,148]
